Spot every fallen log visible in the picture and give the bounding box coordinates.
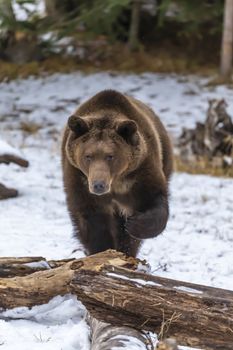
[0,154,29,168]
[0,142,29,199]
[0,252,151,350]
[0,250,139,310]
[0,256,74,277]
[87,315,153,350]
[0,183,18,200]
[0,250,233,350]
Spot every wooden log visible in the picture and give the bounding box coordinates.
[87,315,153,350]
[0,154,29,167]
[0,148,29,199]
[71,258,233,350]
[0,250,139,310]
[0,250,233,349]
[0,256,74,277]
[0,253,149,349]
[0,183,18,200]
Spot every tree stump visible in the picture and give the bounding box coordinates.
[178,99,233,168]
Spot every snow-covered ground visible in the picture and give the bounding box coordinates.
[0,72,233,350]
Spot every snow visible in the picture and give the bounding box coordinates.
[24,260,51,269]
[111,335,149,350]
[174,286,203,294]
[0,296,90,349]
[0,71,233,349]
[0,139,22,157]
[107,272,162,287]
[12,0,45,21]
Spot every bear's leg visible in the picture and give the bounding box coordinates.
[119,234,141,257]
[126,188,169,240]
[114,215,141,257]
[74,211,115,255]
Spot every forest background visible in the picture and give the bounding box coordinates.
[0,0,232,81]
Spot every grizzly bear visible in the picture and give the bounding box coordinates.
[62,90,173,257]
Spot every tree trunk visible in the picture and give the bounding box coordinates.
[220,0,233,79]
[0,0,16,26]
[44,0,59,18]
[0,0,16,48]
[0,250,233,350]
[128,0,141,51]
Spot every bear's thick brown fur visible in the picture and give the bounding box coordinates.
[62,90,173,257]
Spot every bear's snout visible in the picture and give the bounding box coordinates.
[90,180,109,195]
[88,160,111,195]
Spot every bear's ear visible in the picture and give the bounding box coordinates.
[68,115,89,137]
[116,120,139,145]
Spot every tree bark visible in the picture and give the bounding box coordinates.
[220,0,233,79]
[0,250,233,350]
[128,0,141,51]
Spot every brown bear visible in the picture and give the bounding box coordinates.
[62,90,173,257]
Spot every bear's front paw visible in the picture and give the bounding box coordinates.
[126,213,154,239]
[126,209,167,239]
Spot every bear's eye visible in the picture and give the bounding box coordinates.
[106,155,114,161]
[85,154,92,162]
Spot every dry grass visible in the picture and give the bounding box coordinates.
[20,121,42,134]
[0,45,218,82]
[105,45,216,75]
[158,311,182,341]
[206,75,233,87]
[0,58,83,82]
[175,156,233,178]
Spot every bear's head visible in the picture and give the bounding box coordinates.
[65,114,146,196]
